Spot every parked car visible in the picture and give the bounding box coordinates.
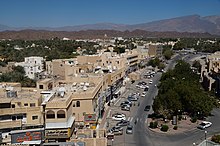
[121,100,132,107]
[128,96,138,101]
[116,120,130,127]
[111,129,123,135]
[144,105,151,111]
[141,92,146,97]
[108,126,123,135]
[109,126,123,132]
[197,121,212,130]
[112,114,126,121]
[112,113,126,117]
[126,125,133,134]
[121,105,130,111]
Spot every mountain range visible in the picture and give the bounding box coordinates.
[0,15,220,39]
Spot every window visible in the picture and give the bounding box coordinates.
[32,116,38,120]
[39,85,44,89]
[73,103,76,107]
[76,101,80,107]
[30,103,35,107]
[57,110,65,118]
[46,110,55,119]
[11,104,15,108]
[24,103,28,106]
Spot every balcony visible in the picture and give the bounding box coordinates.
[0,107,41,115]
[0,120,22,129]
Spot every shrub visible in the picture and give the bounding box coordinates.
[161,124,169,132]
[173,125,178,130]
[211,135,220,144]
[149,121,158,129]
[190,117,197,123]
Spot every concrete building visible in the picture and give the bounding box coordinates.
[0,82,44,144]
[148,44,163,57]
[15,56,45,79]
[201,52,220,96]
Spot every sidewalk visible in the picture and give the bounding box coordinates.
[99,87,128,129]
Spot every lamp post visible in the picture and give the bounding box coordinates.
[111,139,114,146]
[205,130,207,146]
[41,102,46,143]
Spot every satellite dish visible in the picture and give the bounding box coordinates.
[58,87,66,97]
[83,86,87,91]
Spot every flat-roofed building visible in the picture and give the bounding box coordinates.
[148,44,163,57]
[201,52,220,96]
[15,56,45,79]
[0,82,43,132]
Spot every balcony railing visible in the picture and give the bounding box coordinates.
[0,107,41,115]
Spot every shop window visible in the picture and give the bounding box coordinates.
[57,110,65,118]
[76,101,80,107]
[46,110,55,119]
[32,116,38,120]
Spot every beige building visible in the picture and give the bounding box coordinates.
[201,52,220,92]
[0,48,148,144]
[148,44,163,57]
[0,82,43,133]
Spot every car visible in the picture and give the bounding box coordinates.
[144,105,151,111]
[127,96,138,101]
[126,125,133,134]
[108,126,123,135]
[109,126,123,132]
[112,114,126,121]
[197,121,212,130]
[116,120,130,127]
[141,93,146,97]
[111,129,123,135]
[121,105,130,111]
[112,113,126,117]
[121,100,132,107]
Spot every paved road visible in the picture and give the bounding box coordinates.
[108,53,220,146]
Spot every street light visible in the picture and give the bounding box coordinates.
[112,139,114,146]
[41,102,46,143]
[205,130,207,146]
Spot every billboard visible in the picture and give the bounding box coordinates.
[84,114,96,123]
[11,130,43,144]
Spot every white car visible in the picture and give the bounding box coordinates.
[197,121,212,130]
[112,115,126,121]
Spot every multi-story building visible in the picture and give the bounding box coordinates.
[201,52,220,96]
[15,56,45,79]
[148,44,163,57]
[0,82,44,144]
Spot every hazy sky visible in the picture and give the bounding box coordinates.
[1,0,220,27]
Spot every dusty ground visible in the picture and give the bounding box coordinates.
[147,115,201,134]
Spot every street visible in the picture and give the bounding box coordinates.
[105,53,220,146]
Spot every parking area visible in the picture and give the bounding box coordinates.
[102,68,158,143]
